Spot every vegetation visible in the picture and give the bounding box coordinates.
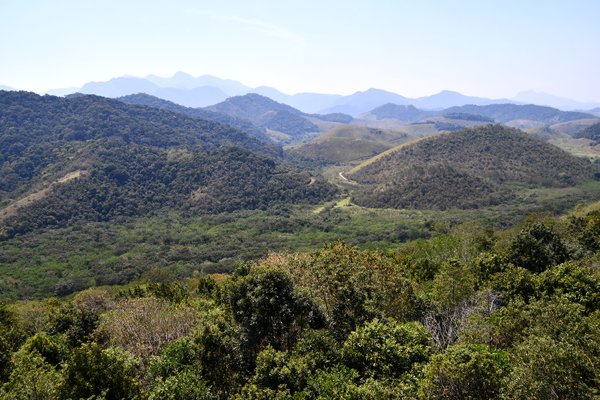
[574,122,600,143]
[288,125,411,164]
[0,91,336,238]
[2,90,600,399]
[207,93,320,137]
[0,208,599,399]
[349,125,597,210]
[118,93,272,143]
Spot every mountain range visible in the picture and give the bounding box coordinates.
[4,71,597,114]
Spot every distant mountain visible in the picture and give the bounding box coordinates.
[361,103,593,126]
[48,72,600,116]
[118,93,272,144]
[248,87,343,114]
[287,93,344,114]
[362,104,433,123]
[79,76,159,98]
[320,89,411,116]
[513,91,600,111]
[440,104,595,125]
[0,85,14,91]
[206,93,320,137]
[348,125,595,210]
[0,91,335,238]
[412,90,512,109]
[146,71,251,95]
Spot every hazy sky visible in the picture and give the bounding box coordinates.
[1,0,599,100]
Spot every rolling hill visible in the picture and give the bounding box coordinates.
[363,103,596,125]
[348,125,596,210]
[118,93,272,144]
[573,122,600,143]
[206,93,322,138]
[441,104,594,124]
[288,125,412,164]
[0,91,336,238]
[361,104,433,123]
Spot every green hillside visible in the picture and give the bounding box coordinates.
[118,93,271,143]
[574,122,600,143]
[0,92,336,238]
[348,125,596,210]
[206,93,320,137]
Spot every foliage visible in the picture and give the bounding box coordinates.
[350,125,596,210]
[419,343,510,400]
[342,319,431,379]
[0,347,62,400]
[226,267,324,351]
[59,343,141,400]
[507,222,569,272]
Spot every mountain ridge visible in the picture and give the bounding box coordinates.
[38,72,600,114]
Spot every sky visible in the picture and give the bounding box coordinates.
[1,0,599,100]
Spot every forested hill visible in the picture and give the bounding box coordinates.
[574,122,600,143]
[0,91,277,156]
[206,93,320,137]
[0,91,336,238]
[363,102,596,124]
[348,125,596,210]
[118,93,272,144]
[441,103,595,124]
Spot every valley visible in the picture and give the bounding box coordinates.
[1,83,600,399]
[1,89,600,299]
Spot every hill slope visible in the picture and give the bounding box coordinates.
[442,104,594,124]
[0,92,336,237]
[206,93,320,137]
[118,93,271,143]
[288,125,411,164]
[573,122,600,143]
[348,125,595,210]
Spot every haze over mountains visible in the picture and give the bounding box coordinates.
[9,71,597,114]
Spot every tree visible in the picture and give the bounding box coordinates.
[342,319,431,380]
[419,343,510,400]
[148,370,216,400]
[59,343,141,400]
[226,267,324,351]
[504,335,597,399]
[0,347,62,400]
[507,223,569,273]
[95,297,199,359]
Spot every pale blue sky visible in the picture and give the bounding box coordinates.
[1,0,599,100]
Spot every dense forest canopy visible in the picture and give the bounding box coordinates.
[349,125,597,210]
[0,209,599,399]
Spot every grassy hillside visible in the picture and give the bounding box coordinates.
[288,125,411,164]
[348,125,596,210]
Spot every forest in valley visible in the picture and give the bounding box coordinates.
[1,208,599,399]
